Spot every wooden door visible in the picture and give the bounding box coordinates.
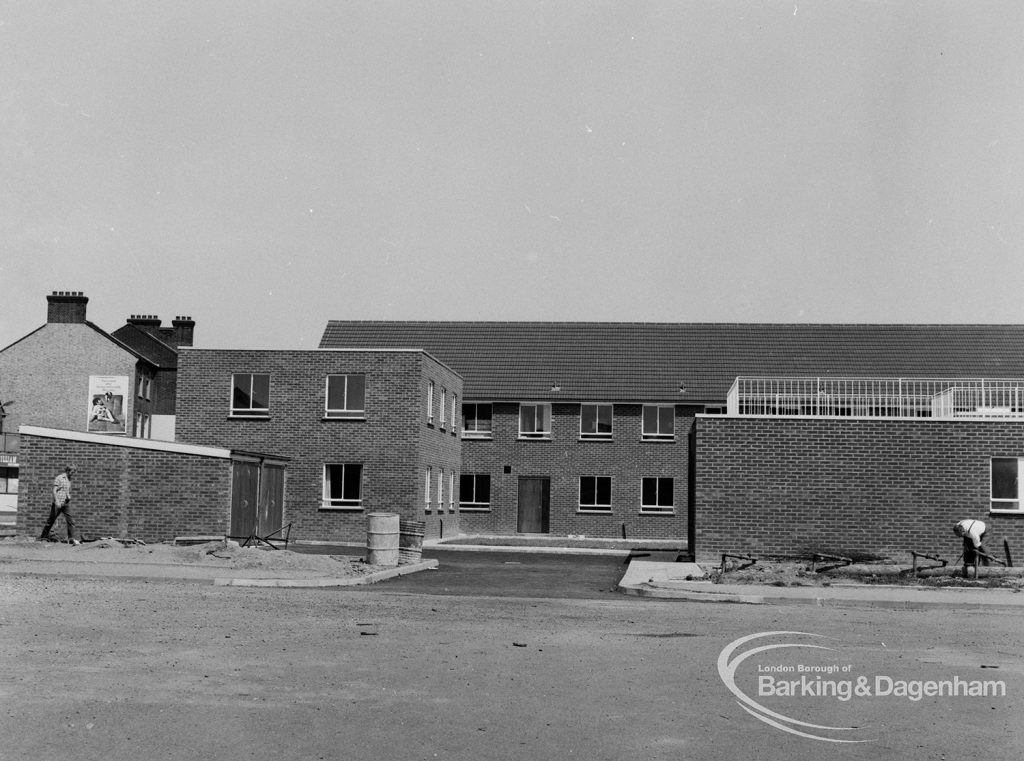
[258,463,285,535]
[517,477,550,533]
[230,460,259,538]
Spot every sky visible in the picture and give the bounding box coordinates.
[2,1,1024,350]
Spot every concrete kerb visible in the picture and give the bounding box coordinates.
[618,560,1024,611]
[214,559,438,587]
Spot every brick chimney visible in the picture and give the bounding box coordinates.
[126,315,162,336]
[46,291,88,323]
[171,316,195,348]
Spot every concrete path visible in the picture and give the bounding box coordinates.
[0,550,437,587]
[618,560,1024,610]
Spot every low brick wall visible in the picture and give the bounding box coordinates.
[694,416,1024,564]
[16,428,233,543]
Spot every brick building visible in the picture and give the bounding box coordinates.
[175,348,462,543]
[319,322,1024,558]
[15,426,237,542]
[111,313,196,441]
[0,292,197,527]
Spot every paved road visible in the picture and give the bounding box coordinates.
[295,545,635,599]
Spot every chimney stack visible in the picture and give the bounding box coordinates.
[126,314,162,336]
[46,291,88,324]
[171,316,195,348]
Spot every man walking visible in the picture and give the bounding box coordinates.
[40,464,80,545]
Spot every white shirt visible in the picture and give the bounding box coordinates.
[956,519,986,548]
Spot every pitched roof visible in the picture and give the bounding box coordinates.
[110,324,178,369]
[319,322,1024,402]
[0,321,157,367]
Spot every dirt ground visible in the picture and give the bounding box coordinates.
[1,570,1022,761]
[0,536,385,577]
[712,559,1024,589]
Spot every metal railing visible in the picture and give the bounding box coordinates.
[726,378,1024,419]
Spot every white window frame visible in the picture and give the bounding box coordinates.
[322,463,363,510]
[579,475,613,512]
[231,373,270,417]
[427,381,435,423]
[424,467,432,511]
[580,403,613,440]
[449,470,455,512]
[640,476,675,514]
[451,393,458,433]
[437,467,444,508]
[144,377,152,401]
[462,402,493,439]
[325,374,366,419]
[459,473,491,511]
[0,465,18,495]
[991,457,1023,513]
[440,388,447,428]
[519,403,552,439]
[642,405,675,441]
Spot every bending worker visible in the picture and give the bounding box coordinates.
[953,518,987,576]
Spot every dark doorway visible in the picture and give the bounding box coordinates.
[517,476,550,533]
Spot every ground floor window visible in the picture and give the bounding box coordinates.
[640,477,674,514]
[991,457,1022,512]
[579,476,612,511]
[0,466,17,494]
[459,474,491,510]
[323,463,362,509]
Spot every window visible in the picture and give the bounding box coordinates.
[579,476,612,511]
[642,405,675,440]
[462,403,493,438]
[519,403,552,439]
[449,471,455,512]
[991,458,1022,512]
[134,412,143,437]
[232,373,270,416]
[460,474,491,510]
[325,374,366,418]
[425,467,432,511]
[323,463,363,508]
[142,414,151,439]
[437,467,444,508]
[641,477,674,513]
[440,388,447,427]
[580,404,613,439]
[451,394,458,433]
[427,381,435,423]
[144,377,152,401]
[0,466,18,495]
[137,376,145,398]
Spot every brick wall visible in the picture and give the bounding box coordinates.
[16,431,231,542]
[694,416,1024,563]
[176,349,462,543]
[459,403,694,542]
[419,359,463,540]
[0,324,142,434]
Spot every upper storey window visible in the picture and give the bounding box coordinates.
[231,373,270,417]
[325,374,365,418]
[519,403,551,439]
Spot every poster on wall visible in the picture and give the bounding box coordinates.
[87,376,128,434]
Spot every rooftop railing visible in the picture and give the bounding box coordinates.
[726,378,1024,419]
